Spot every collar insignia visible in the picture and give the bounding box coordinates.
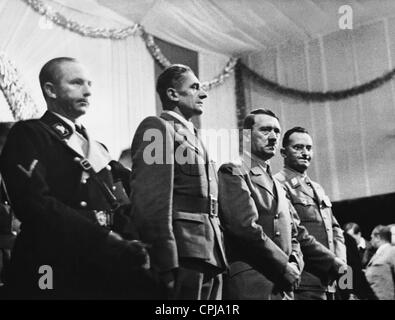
[52,123,70,138]
[291,177,300,188]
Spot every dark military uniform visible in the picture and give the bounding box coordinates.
[0,111,162,299]
[275,167,346,299]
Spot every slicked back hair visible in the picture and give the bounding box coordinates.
[282,126,309,148]
[243,108,279,130]
[156,64,193,109]
[39,57,77,99]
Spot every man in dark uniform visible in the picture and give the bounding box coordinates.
[275,126,347,300]
[130,64,227,299]
[0,57,162,299]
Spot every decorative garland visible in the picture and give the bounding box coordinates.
[239,61,395,102]
[139,28,171,69]
[0,52,40,120]
[21,0,237,90]
[23,0,141,39]
[202,57,238,91]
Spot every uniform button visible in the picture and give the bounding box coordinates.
[275,231,280,236]
[112,186,116,191]
[209,178,212,182]
[74,157,81,162]
[275,214,280,219]
[80,201,87,207]
[106,165,111,170]
[81,179,87,184]
[326,228,330,231]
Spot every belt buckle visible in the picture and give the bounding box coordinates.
[209,195,218,217]
[80,159,92,171]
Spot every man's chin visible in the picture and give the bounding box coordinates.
[194,107,203,115]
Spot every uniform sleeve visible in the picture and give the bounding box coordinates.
[331,212,347,263]
[0,123,109,253]
[218,163,289,282]
[290,202,337,282]
[129,117,178,273]
[288,203,304,271]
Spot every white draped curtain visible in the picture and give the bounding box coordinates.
[0,0,156,159]
[243,19,395,201]
[199,51,237,165]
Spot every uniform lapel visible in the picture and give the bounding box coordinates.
[160,112,202,156]
[285,169,315,200]
[40,111,111,173]
[40,111,85,158]
[247,156,275,198]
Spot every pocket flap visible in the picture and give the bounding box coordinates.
[291,195,315,206]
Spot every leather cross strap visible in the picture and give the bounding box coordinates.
[77,158,120,211]
[37,121,121,211]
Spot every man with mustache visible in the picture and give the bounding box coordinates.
[218,109,344,300]
[0,57,162,299]
[275,126,346,300]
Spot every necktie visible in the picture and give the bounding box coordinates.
[75,124,88,141]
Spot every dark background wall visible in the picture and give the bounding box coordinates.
[333,192,395,239]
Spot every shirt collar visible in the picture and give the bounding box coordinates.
[245,151,270,172]
[284,166,307,179]
[164,110,195,134]
[51,111,80,131]
[376,242,391,256]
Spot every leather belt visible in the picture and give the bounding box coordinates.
[173,194,218,217]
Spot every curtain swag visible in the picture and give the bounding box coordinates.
[22,0,237,91]
[239,61,395,102]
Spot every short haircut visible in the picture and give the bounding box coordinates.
[243,108,279,130]
[156,64,192,109]
[282,126,309,148]
[344,222,361,235]
[39,57,77,99]
[372,225,391,243]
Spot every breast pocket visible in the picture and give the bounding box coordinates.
[176,144,204,176]
[291,195,318,222]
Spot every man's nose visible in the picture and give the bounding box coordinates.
[268,130,278,139]
[199,88,208,100]
[83,83,91,97]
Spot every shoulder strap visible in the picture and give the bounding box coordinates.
[0,173,11,207]
[77,158,120,210]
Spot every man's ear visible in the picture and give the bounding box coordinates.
[280,147,287,158]
[166,88,179,102]
[43,82,57,99]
